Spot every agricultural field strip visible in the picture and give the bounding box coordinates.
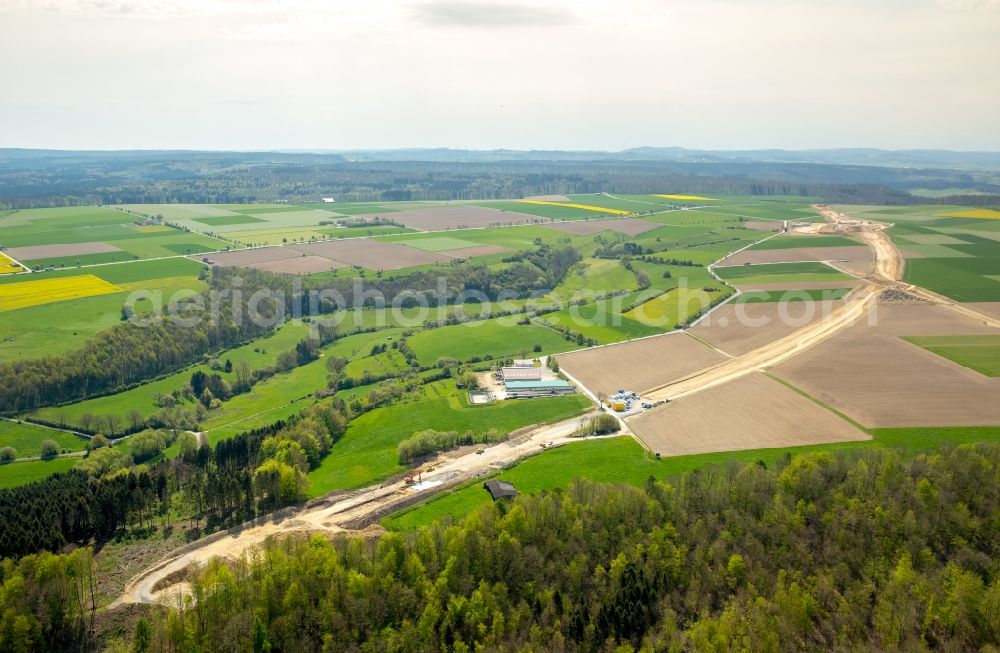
[613,225,786,324]
[24,199,768,279]
[0,250,27,273]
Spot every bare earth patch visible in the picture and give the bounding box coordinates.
[773,302,1000,427]
[441,245,511,259]
[718,246,873,266]
[195,247,299,266]
[742,221,785,231]
[691,300,846,356]
[628,372,869,456]
[247,255,348,274]
[969,303,1000,321]
[558,332,727,397]
[543,218,661,236]
[7,241,122,260]
[288,239,451,270]
[371,206,542,231]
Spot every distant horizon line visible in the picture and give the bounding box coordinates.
[3,145,1000,155]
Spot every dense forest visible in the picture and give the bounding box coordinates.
[0,444,997,652]
[0,402,348,558]
[6,148,998,208]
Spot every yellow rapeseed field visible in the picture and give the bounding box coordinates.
[0,274,124,312]
[654,194,716,201]
[518,200,632,215]
[0,252,22,275]
[941,209,1000,220]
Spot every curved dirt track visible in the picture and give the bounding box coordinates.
[114,412,596,606]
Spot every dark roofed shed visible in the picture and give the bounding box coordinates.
[483,480,518,501]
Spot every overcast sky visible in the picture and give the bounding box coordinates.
[1,0,999,151]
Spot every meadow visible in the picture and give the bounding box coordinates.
[306,381,591,496]
[734,288,852,303]
[384,423,1000,530]
[0,274,206,362]
[714,261,853,286]
[0,457,77,489]
[748,235,861,249]
[406,318,575,364]
[903,335,1000,377]
[0,420,87,457]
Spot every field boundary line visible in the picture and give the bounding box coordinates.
[762,372,872,435]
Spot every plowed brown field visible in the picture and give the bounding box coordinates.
[773,302,1000,427]
[628,372,869,456]
[558,333,727,396]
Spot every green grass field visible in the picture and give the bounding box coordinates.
[623,286,730,327]
[406,318,575,364]
[714,261,853,286]
[734,288,852,303]
[0,421,87,457]
[748,235,861,250]
[306,382,591,497]
[194,215,267,226]
[904,257,1000,302]
[539,301,663,344]
[0,275,206,362]
[543,259,637,303]
[903,335,1000,376]
[0,457,77,489]
[384,423,1000,530]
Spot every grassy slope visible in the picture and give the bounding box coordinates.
[406,319,576,364]
[0,421,87,457]
[385,424,1000,530]
[306,383,592,496]
[0,275,206,362]
[0,457,77,489]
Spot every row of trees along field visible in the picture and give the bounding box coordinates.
[0,245,583,414]
[0,402,347,558]
[2,444,997,652]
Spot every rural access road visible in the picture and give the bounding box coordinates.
[644,205,899,402]
[645,203,998,402]
[114,409,599,607]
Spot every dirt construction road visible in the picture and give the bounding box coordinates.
[644,206,897,401]
[114,411,597,606]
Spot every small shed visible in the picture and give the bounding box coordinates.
[483,480,519,501]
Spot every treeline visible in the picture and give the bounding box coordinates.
[0,403,348,558]
[0,150,948,208]
[0,271,288,413]
[73,443,1000,652]
[397,428,507,463]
